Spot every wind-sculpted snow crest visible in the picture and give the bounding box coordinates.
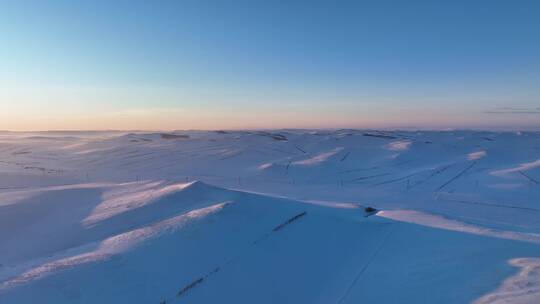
[474,258,540,304]
[1,202,230,290]
[1,130,539,303]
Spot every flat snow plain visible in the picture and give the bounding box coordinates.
[0,130,539,303]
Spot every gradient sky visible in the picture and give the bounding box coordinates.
[1,0,540,130]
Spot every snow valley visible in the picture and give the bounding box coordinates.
[1,130,539,303]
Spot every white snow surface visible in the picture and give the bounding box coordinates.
[1,129,540,303]
[386,140,412,151]
[474,258,540,304]
[469,150,488,160]
[491,159,540,176]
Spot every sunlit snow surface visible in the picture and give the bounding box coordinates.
[0,130,539,303]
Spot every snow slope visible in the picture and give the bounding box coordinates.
[1,130,539,303]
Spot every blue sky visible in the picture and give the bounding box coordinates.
[1,0,540,130]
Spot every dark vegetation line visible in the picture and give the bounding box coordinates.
[347,173,390,183]
[295,145,306,154]
[336,224,394,304]
[518,170,539,184]
[176,277,204,297]
[372,172,421,186]
[340,151,351,162]
[285,161,292,175]
[436,161,476,191]
[273,211,307,232]
[0,186,30,190]
[406,165,451,190]
[362,133,397,139]
[162,211,308,303]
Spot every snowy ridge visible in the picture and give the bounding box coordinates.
[1,130,539,303]
[1,202,230,289]
[378,210,540,244]
[474,258,540,304]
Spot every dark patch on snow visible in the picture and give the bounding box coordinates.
[177,277,204,297]
[161,133,190,140]
[12,151,31,155]
[273,211,307,232]
[364,206,378,217]
[362,132,397,139]
[255,131,288,141]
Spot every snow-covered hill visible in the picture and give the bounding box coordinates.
[1,130,539,303]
